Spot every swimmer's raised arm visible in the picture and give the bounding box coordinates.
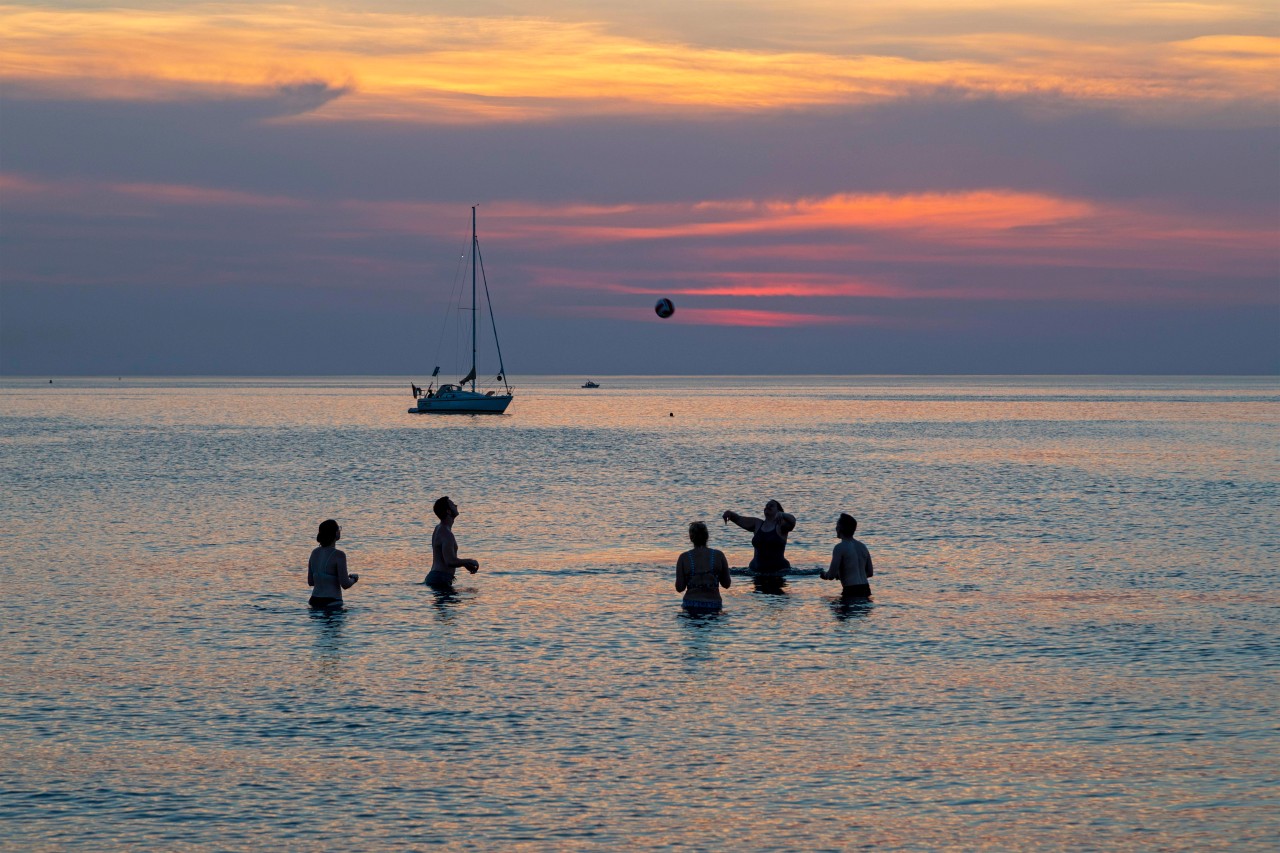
[722,510,760,531]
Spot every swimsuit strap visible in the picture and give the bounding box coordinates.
[687,548,717,588]
[314,546,335,576]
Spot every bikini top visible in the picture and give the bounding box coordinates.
[685,548,720,590]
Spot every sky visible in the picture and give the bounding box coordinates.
[1,0,1277,376]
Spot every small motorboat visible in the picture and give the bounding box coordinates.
[581,380,600,388]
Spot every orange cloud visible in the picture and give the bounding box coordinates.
[5,172,1273,300]
[0,173,300,210]
[575,306,870,327]
[672,308,864,327]
[517,192,1097,245]
[1,4,1275,122]
[603,279,902,299]
[536,269,912,298]
[344,191,1099,248]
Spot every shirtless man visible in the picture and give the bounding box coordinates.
[821,513,874,597]
[424,496,480,587]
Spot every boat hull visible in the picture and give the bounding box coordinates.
[410,392,512,414]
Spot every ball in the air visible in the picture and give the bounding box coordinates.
[654,298,675,319]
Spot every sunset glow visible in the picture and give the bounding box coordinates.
[2,0,1275,372]
[2,4,1277,122]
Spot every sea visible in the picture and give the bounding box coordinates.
[1,375,1277,850]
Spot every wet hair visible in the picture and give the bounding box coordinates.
[766,499,785,513]
[433,496,453,520]
[837,513,857,537]
[316,519,340,546]
[688,521,709,547]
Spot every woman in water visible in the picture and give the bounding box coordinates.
[821,513,874,597]
[722,499,796,574]
[675,521,731,611]
[307,519,358,608]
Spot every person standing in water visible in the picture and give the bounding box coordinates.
[307,519,358,608]
[675,521,732,611]
[425,496,480,587]
[722,499,796,573]
[821,513,874,597]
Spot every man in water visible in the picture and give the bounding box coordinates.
[821,513,874,597]
[425,496,480,587]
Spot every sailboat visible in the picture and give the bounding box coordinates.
[409,207,514,414]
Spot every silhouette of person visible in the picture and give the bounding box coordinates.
[722,499,796,574]
[821,513,874,597]
[425,496,480,587]
[307,519,358,608]
[675,521,731,611]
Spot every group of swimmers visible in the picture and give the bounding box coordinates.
[307,496,874,612]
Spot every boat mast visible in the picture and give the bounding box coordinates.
[471,205,477,391]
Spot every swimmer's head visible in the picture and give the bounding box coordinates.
[433,495,457,520]
[316,519,341,546]
[837,513,857,537]
[765,500,795,532]
[689,521,709,547]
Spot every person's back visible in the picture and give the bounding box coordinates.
[821,513,873,597]
[307,519,357,607]
[831,538,871,587]
[680,545,732,604]
[309,545,347,598]
[676,522,731,610]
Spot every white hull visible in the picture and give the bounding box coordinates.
[410,390,512,414]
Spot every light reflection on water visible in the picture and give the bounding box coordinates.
[1,376,1277,849]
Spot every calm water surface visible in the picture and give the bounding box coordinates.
[2,376,1277,850]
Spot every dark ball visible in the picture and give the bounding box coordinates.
[654,297,675,319]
